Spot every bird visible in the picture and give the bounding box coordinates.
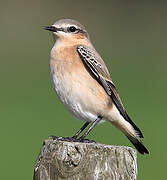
[44,18,149,155]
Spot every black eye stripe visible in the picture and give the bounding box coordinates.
[58,28,65,32]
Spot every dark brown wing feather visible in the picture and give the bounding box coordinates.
[77,45,143,138]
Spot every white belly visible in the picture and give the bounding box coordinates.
[51,72,98,122]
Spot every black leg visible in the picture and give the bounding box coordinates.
[79,116,102,141]
[72,121,90,139]
[50,116,102,143]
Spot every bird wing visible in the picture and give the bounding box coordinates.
[77,45,143,138]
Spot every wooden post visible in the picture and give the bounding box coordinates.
[33,138,137,180]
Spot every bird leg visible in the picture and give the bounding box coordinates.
[49,122,90,142]
[72,121,90,139]
[78,116,102,142]
[50,116,102,143]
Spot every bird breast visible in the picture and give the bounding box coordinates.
[50,45,112,122]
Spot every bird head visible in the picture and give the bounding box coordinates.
[44,19,89,41]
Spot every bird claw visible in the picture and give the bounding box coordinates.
[49,136,96,143]
[78,138,96,143]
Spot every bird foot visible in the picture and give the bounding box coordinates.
[49,136,96,143]
[78,138,96,143]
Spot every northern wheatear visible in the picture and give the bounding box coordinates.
[44,19,149,154]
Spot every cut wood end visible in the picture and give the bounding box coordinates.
[34,138,137,180]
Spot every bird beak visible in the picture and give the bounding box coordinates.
[43,26,57,32]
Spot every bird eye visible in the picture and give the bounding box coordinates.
[68,26,77,33]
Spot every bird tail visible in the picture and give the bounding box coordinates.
[126,135,149,155]
[111,116,149,155]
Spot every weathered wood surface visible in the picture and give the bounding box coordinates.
[33,138,137,180]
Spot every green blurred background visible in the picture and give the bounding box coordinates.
[0,0,166,179]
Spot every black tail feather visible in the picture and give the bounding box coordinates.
[127,136,149,155]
